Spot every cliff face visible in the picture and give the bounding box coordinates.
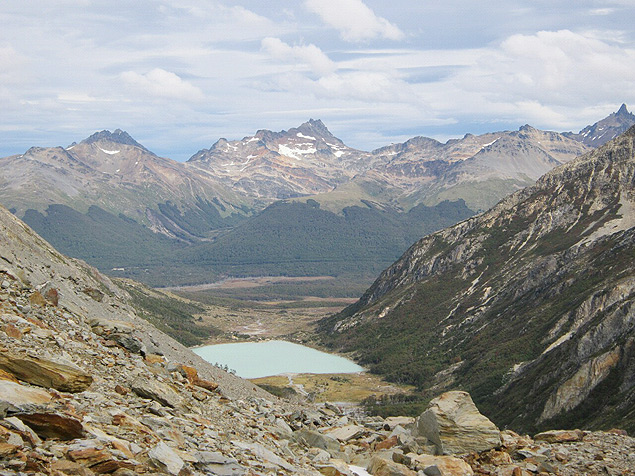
[320,126,635,432]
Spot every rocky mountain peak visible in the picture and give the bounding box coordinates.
[565,103,635,147]
[295,118,333,139]
[81,129,148,151]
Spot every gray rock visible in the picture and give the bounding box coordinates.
[110,333,146,355]
[0,380,52,413]
[293,428,341,456]
[131,377,183,409]
[148,441,184,475]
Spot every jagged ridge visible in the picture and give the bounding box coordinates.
[319,126,635,433]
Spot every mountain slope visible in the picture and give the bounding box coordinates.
[319,126,635,432]
[174,199,474,284]
[0,130,253,240]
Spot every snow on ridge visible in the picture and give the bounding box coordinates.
[66,145,75,150]
[99,147,120,155]
[480,138,500,149]
[246,137,259,143]
[333,151,344,158]
[296,132,316,140]
[278,143,317,160]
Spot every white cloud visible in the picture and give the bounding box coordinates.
[120,68,204,102]
[304,0,404,42]
[588,8,615,16]
[413,29,635,129]
[477,30,635,104]
[261,37,335,76]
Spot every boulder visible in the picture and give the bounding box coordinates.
[415,391,501,455]
[368,456,418,476]
[0,352,92,392]
[534,429,584,443]
[411,454,474,475]
[131,377,183,408]
[326,424,367,442]
[294,428,341,456]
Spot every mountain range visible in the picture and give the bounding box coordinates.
[319,124,635,433]
[0,105,633,287]
[1,171,632,475]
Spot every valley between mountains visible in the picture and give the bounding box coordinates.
[1,106,635,475]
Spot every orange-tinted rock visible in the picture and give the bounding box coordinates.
[144,354,164,365]
[534,429,584,443]
[0,351,92,392]
[0,380,52,411]
[195,377,218,392]
[481,449,513,465]
[16,412,84,440]
[43,287,59,306]
[411,454,474,475]
[376,435,398,450]
[50,459,95,476]
[180,364,198,383]
[4,323,22,339]
[29,291,47,307]
[0,443,20,457]
[0,368,18,382]
[114,384,128,395]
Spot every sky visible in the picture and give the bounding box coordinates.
[1,0,634,161]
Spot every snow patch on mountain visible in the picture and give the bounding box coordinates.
[99,147,120,155]
[278,143,317,160]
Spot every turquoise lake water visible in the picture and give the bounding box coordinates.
[193,340,364,378]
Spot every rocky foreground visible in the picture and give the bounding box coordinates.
[0,204,634,475]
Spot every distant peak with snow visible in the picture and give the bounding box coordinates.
[565,103,635,148]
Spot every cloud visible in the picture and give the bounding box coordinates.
[478,30,635,103]
[120,68,204,102]
[417,29,635,129]
[304,0,404,42]
[261,37,335,76]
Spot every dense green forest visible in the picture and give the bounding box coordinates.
[21,199,474,288]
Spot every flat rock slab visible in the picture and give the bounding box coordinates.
[0,351,92,392]
[294,428,341,456]
[534,429,584,443]
[384,416,415,430]
[131,377,183,408]
[148,441,184,475]
[0,380,52,413]
[326,424,367,442]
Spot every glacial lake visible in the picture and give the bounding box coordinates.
[193,340,364,378]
